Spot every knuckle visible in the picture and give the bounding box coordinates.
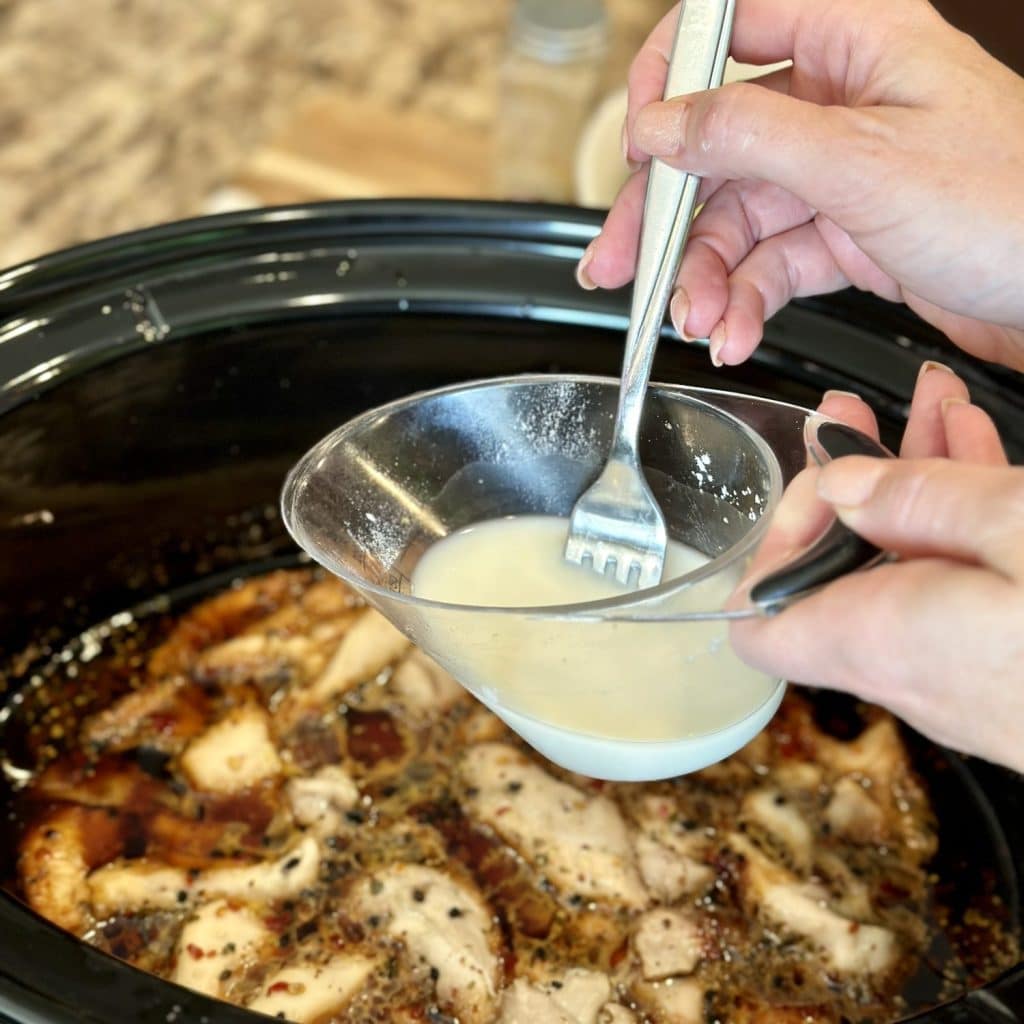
[690,83,759,160]
[874,460,943,536]
[1000,471,1024,522]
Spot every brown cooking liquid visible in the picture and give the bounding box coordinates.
[0,569,1017,1023]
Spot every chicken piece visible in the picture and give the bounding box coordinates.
[824,721,937,861]
[88,861,192,917]
[161,833,320,902]
[18,806,120,934]
[89,835,320,915]
[180,704,282,793]
[598,1007,636,1024]
[348,863,499,1024]
[818,719,906,788]
[728,833,896,975]
[634,836,712,904]
[300,578,359,619]
[33,759,158,809]
[825,777,886,844]
[502,980,576,1024]
[460,744,649,909]
[391,648,465,716]
[172,899,271,997]
[633,910,702,981]
[303,608,410,704]
[82,676,187,749]
[458,706,508,745]
[740,789,813,871]
[194,628,341,689]
[773,761,823,793]
[287,765,360,837]
[633,978,704,1024]
[246,952,376,1023]
[502,970,611,1024]
[814,851,874,922]
[148,571,307,678]
[632,796,713,902]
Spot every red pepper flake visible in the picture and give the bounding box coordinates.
[266,981,291,995]
[185,943,206,961]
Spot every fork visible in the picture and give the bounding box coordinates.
[564,0,736,588]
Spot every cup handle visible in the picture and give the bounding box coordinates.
[748,420,892,613]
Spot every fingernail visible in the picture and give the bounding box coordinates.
[634,100,691,159]
[620,117,629,162]
[940,396,969,415]
[669,289,691,339]
[918,359,955,380]
[575,242,597,291]
[816,457,888,508]
[709,322,726,367]
[822,389,862,403]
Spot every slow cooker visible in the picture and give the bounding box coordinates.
[0,200,1020,1023]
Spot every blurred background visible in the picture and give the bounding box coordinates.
[2,0,1021,270]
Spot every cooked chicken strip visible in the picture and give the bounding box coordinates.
[193,623,349,688]
[728,833,896,975]
[501,969,611,1024]
[82,676,187,749]
[633,978,704,1024]
[460,744,649,909]
[303,608,410,705]
[598,1006,637,1024]
[740,789,813,870]
[147,570,307,678]
[89,835,320,915]
[502,981,577,1024]
[300,578,359,619]
[246,952,377,1023]
[555,970,613,1023]
[825,777,886,844]
[180,704,282,793]
[349,863,499,1024]
[18,806,99,933]
[287,765,360,837]
[172,899,271,998]
[632,796,712,902]
[633,910,701,981]
[818,719,906,784]
[390,648,465,716]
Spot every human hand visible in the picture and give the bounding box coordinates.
[578,0,1024,372]
[731,362,1024,773]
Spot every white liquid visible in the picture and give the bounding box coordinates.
[410,516,777,743]
[412,515,710,608]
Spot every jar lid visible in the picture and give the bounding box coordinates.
[510,0,608,64]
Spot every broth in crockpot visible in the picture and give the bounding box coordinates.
[1,569,1017,1023]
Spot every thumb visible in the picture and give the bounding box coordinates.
[816,457,1024,579]
[632,84,886,216]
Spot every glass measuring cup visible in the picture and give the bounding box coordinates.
[281,375,887,780]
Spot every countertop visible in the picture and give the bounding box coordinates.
[0,0,668,270]
[3,0,1020,273]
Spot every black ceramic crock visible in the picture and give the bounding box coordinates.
[0,200,1020,1023]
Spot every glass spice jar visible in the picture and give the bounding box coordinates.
[494,0,609,203]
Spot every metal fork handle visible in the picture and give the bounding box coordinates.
[611,0,737,461]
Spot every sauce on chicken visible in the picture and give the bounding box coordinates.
[1,570,1014,1023]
